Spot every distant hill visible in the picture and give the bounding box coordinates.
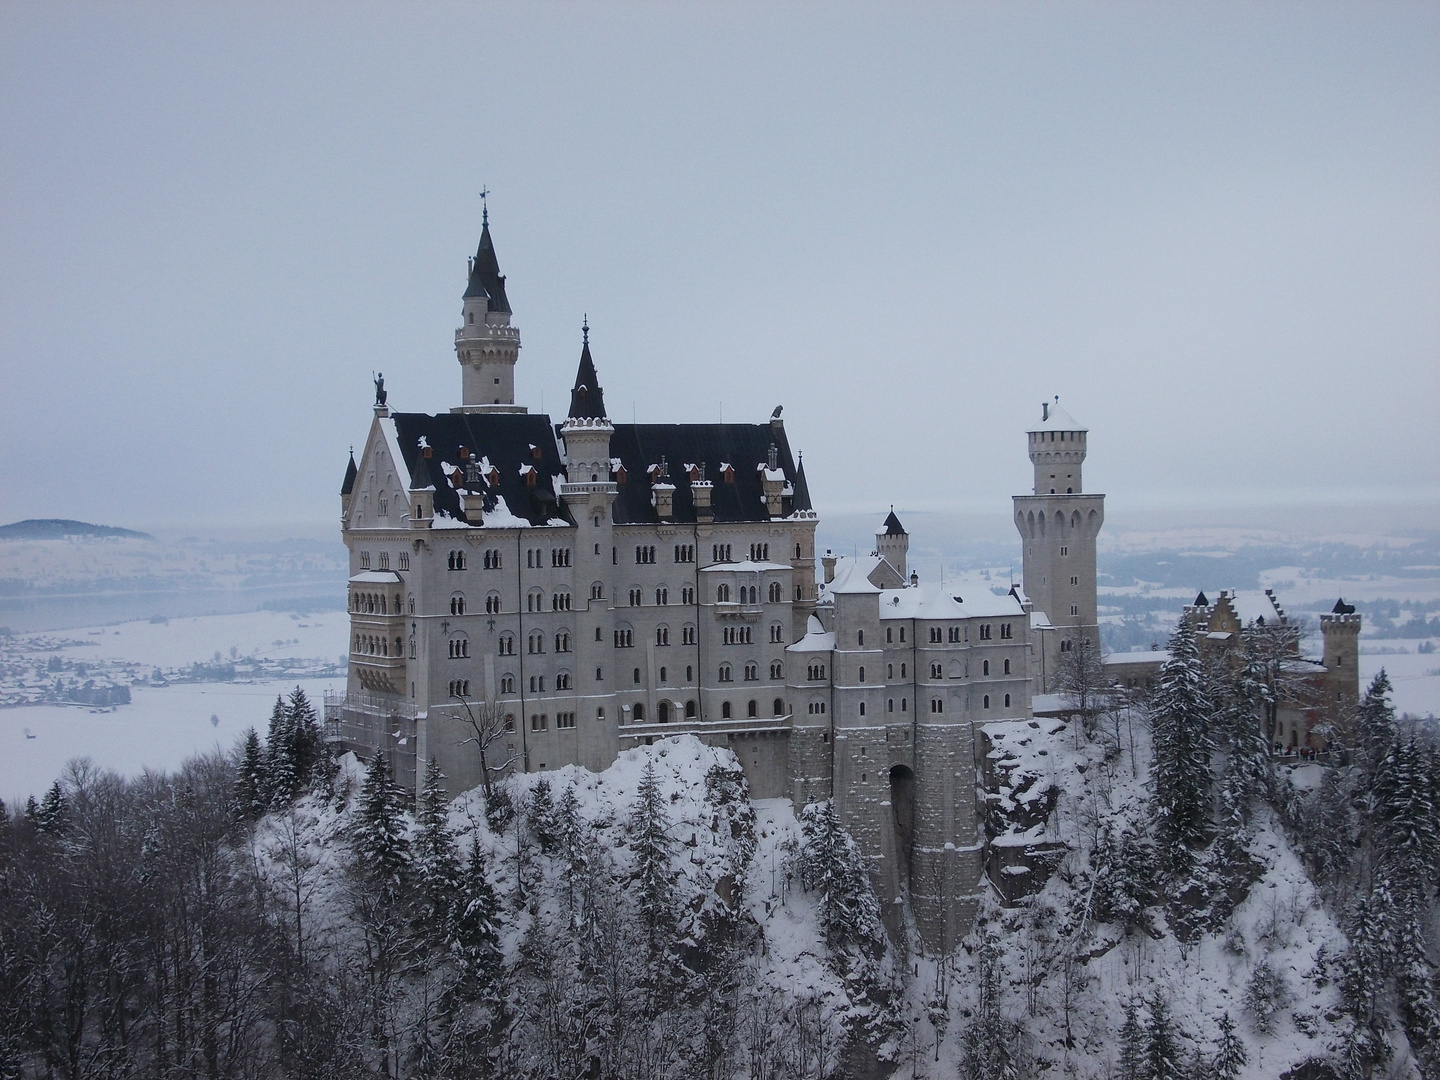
[0,519,155,541]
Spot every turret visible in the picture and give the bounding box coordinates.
[454,205,524,413]
[559,322,618,505]
[1320,599,1362,723]
[1027,397,1087,494]
[876,509,908,579]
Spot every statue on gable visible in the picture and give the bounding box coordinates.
[373,372,387,406]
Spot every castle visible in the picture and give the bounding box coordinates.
[330,212,1107,949]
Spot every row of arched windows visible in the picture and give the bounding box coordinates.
[352,591,402,615]
[353,634,403,657]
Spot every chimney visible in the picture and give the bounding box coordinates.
[910,570,918,587]
[691,463,713,522]
[822,549,837,584]
[1042,402,1049,422]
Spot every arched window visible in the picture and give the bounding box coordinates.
[719,663,733,683]
[485,592,502,614]
[768,581,782,603]
[658,701,670,723]
[633,703,645,722]
[983,694,991,709]
[858,666,865,683]
[748,699,758,718]
[717,583,732,603]
[499,634,515,656]
[770,660,784,679]
[859,701,866,716]
[773,697,784,716]
[528,631,544,655]
[450,593,465,615]
[686,699,697,718]
[982,659,990,676]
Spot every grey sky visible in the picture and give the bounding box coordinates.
[2,3,1436,531]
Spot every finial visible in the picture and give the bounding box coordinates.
[479,186,489,225]
[582,314,589,346]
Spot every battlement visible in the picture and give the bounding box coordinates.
[1320,612,1363,629]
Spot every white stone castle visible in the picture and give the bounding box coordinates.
[330,213,1104,948]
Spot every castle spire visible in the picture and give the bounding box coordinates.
[568,319,607,421]
[455,203,523,412]
[463,202,510,312]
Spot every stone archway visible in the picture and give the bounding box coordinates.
[658,700,670,723]
[890,765,915,889]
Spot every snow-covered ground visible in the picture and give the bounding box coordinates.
[1360,646,1440,719]
[0,609,350,804]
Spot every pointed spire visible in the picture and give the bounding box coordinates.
[792,451,812,513]
[463,199,511,311]
[883,507,906,535]
[567,320,607,421]
[341,449,358,496]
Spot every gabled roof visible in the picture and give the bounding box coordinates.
[568,337,607,421]
[604,422,805,525]
[462,220,511,313]
[341,451,357,496]
[1027,400,1086,433]
[388,412,572,528]
[882,509,906,535]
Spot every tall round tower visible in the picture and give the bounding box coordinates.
[1013,398,1105,690]
[454,206,525,413]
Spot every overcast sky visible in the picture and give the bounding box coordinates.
[2,3,1436,533]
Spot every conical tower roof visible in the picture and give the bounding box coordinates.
[567,323,607,421]
[791,453,812,512]
[463,218,511,313]
[341,450,357,496]
[882,509,906,535]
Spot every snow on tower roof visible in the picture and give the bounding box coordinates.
[1026,399,1086,433]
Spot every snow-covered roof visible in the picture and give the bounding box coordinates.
[787,614,836,653]
[699,560,792,573]
[349,570,404,584]
[1104,649,1167,665]
[1227,590,1285,626]
[878,583,1025,620]
[1026,401,1086,433]
[825,556,883,595]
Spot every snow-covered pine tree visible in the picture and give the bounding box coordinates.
[284,686,324,785]
[796,800,883,962]
[629,759,677,955]
[959,935,1017,1080]
[353,751,410,899]
[1212,1010,1246,1080]
[1242,957,1288,1034]
[412,758,463,936]
[1356,670,1397,777]
[1117,997,1146,1080]
[528,776,559,854]
[1340,882,1395,1032]
[554,783,587,915]
[235,727,267,822]
[1092,822,1154,930]
[34,781,67,834]
[704,759,757,882]
[1218,632,1274,825]
[1376,737,1440,905]
[1149,620,1212,864]
[264,693,299,807]
[451,837,502,999]
[1145,993,1187,1080]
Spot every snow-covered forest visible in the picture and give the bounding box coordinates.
[2,632,1438,1079]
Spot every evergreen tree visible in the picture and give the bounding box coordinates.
[960,935,1017,1080]
[1212,1011,1246,1080]
[528,776,559,854]
[555,783,587,914]
[412,758,463,934]
[264,693,299,806]
[1145,993,1186,1080]
[797,800,883,959]
[629,759,676,952]
[451,839,502,998]
[1149,620,1212,863]
[1218,633,1273,825]
[1376,737,1439,902]
[353,751,410,898]
[22,795,38,827]
[1117,997,1146,1080]
[34,780,67,834]
[1341,883,1394,1029]
[235,727,267,822]
[1092,822,1154,929]
[1243,958,1288,1034]
[285,685,323,783]
[1356,670,1396,776]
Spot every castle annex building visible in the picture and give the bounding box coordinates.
[330,215,1103,949]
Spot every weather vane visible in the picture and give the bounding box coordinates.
[479,185,489,224]
[582,313,589,346]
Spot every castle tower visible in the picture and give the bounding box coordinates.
[1320,600,1362,739]
[454,206,525,413]
[1014,398,1104,688]
[558,323,619,769]
[876,509,908,579]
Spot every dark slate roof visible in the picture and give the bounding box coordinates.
[1332,598,1356,615]
[568,340,607,420]
[462,222,511,313]
[389,413,572,528]
[882,509,906,535]
[1194,591,1209,607]
[341,452,358,496]
[604,422,804,525]
[792,455,812,513]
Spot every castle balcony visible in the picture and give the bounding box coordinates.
[619,713,790,744]
[455,323,520,343]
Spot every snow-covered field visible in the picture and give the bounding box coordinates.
[1360,647,1440,719]
[0,608,350,804]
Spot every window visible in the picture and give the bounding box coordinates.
[527,590,544,612]
[1003,659,1011,675]
[748,542,770,561]
[983,695,991,709]
[629,589,643,606]
[633,667,642,684]
[483,549,502,569]
[722,626,752,645]
[1059,546,1068,557]
[596,707,606,723]
[682,625,697,645]
[658,666,666,682]
[686,699,697,717]
[719,663,733,682]
[712,543,732,562]
[674,544,694,563]
[655,587,669,605]
[556,673,572,690]
[556,711,576,729]
[770,660,784,679]
[930,698,943,714]
[1071,604,1079,617]
[555,632,571,653]
[774,697,785,716]
[930,662,943,679]
[1004,693,1011,708]
[980,624,992,640]
[747,699,758,717]
[1000,623,1013,640]
[982,660,990,676]
[499,635,514,655]
[899,627,906,643]
[807,700,827,715]
[857,630,864,646]
[448,679,471,698]
[948,627,961,643]
[635,545,656,564]
[528,675,545,693]
[448,637,469,659]
[530,714,548,731]
[595,627,603,641]
[500,675,515,694]
[505,714,515,732]
[681,585,695,605]
[614,629,634,648]
[900,663,906,678]
[768,581,783,603]
[807,663,826,681]
[929,627,942,643]
[551,592,572,611]
[551,548,572,567]
[722,701,732,719]
[528,631,544,655]
[656,626,670,646]
[590,582,604,600]
[596,667,603,680]
[770,622,785,643]
[887,698,894,713]
[858,666,865,682]
[398,552,409,571]
[901,697,907,712]
[686,666,693,681]
[1070,576,1079,586]
[1060,639,1073,653]
[717,584,732,603]
[448,550,467,570]
[360,551,371,570]
[744,663,758,681]
[887,663,893,679]
[859,701,866,716]
[886,627,893,643]
[485,593,502,614]
[450,594,466,615]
